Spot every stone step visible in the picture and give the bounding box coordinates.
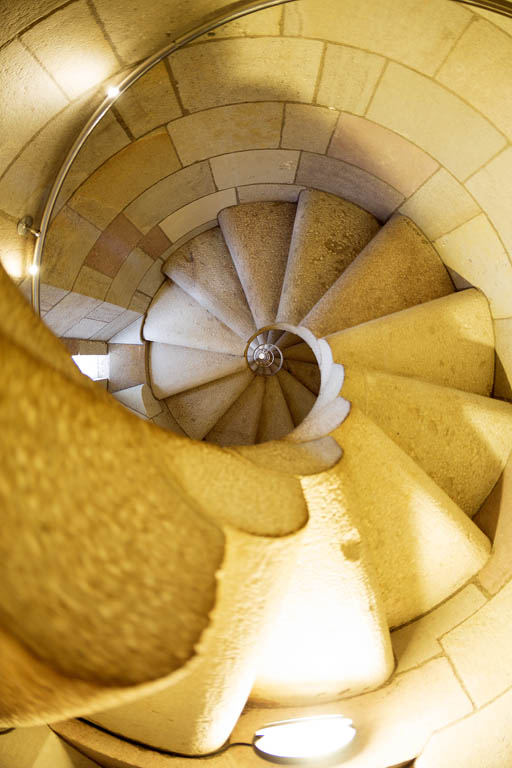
[276,368,316,426]
[257,376,295,443]
[206,376,265,446]
[149,342,246,398]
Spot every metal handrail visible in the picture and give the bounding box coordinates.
[28,0,297,315]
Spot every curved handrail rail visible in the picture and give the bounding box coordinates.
[29,0,297,315]
[451,0,512,17]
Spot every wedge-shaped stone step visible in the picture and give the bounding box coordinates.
[277,369,316,426]
[219,202,296,329]
[143,282,246,356]
[277,189,380,326]
[332,408,490,627]
[112,383,162,418]
[301,214,454,338]
[166,370,254,440]
[343,365,512,517]
[149,342,246,398]
[206,376,265,446]
[322,290,494,395]
[257,376,295,443]
[152,407,188,436]
[234,437,342,475]
[251,461,394,705]
[163,227,256,340]
[284,359,321,394]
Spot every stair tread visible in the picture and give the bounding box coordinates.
[233,436,342,475]
[163,227,256,340]
[206,376,265,446]
[149,342,246,398]
[112,383,162,419]
[166,370,254,440]
[332,407,491,627]
[257,376,295,443]
[324,289,494,395]
[276,369,316,426]
[277,189,380,326]
[143,282,246,356]
[343,364,512,517]
[219,201,296,329]
[301,214,455,338]
[252,460,393,705]
[284,359,321,394]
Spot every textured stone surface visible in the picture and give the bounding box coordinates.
[437,19,512,141]
[327,290,495,396]
[92,309,142,341]
[107,343,146,392]
[73,266,112,302]
[399,169,480,241]
[43,293,102,337]
[494,317,512,400]
[296,152,404,220]
[316,44,385,114]
[284,0,471,75]
[137,259,165,298]
[281,104,338,154]
[333,408,490,626]
[0,40,67,177]
[164,227,255,340]
[277,190,379,325]
[442,581,512,706]
[211,149,299,190]
[219,201,295,329]
[416,686,512,768]
[237,184,304,203]
[115,63,182,139]
[85,214,142,279]
[108,317,143,345]
[284,360,321,395]
[43,207,101,292]
[112,384,162,418]
[477,457,512,594]
[21,0,118,100]
[168,103,283,166]
[149,342,245,398]
[253,462,393,704]
[105,248,153,308]
[124,162,216,234]
[138,227,171,261]
[62,317,107,340]
[160,191,235,244]
[277,369,315,427]
[343,365,512,516]
[257,376,294,443]
[329,114,439,197]
[303,215,454,337]
[166,370,254,440]
[143,282,246,355]
[206,376,265,446]
[70,130,181,229]
[367,63,506,181]
[170,38,323,112]
[1,725,98,768]
[466,146,512,255]
[434,214,512,319]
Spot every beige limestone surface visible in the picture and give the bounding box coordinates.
[466,145,512,255]
[477,456,512,594]
[284,360,320,394]
[166,370,254,440]
[257,376,294,443]
[303,215,454,338]
[237,184,304,203]
[115,62,182,140]
[206,376,265,446]
[326,290,495,395]
[277,190,379,325]
[160,190,237,243]
[277,369,316,426]
[281,104,338,155]
[43,207,101,292]
[316,44,385,115]
[149,342,246,398]
[211,149,299,189]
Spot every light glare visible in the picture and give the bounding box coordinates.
[28,263,39,276]
[107,85,120,98]
[253,716,356,762]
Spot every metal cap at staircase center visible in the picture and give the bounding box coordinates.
[247,336,283,376]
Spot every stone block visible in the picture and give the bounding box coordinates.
[437,19,512,141]
[0,40,67,177]
[160,189,237,242]
[434,214,512,318]
[316,44,385,115]
[43,207,101,291]
[391,585,487,673]
[43,292,102,336]
[105,247,153,308]
[283,0,472,75]
[466,146,512,256]
[62,318,108,339]
[477,456,512,594]
[238,184,305,203]
[281,104,338,154]
[441,580,512,706]
[296,152,404,220]
[168,102,282,166]
[328,114,438,197]
[21,0,118,100]
[137,226,171,260]
[399,169,480,241]
[85,214,142,278]
[92,308,142,341]
[87,301,126,323]
[169,38,323,112]
[210,149,299,189]
[124,162,216,234]
[115,62,182,139]
[69,129,181,229]
[137,258,165,297]
[367,63,506,181]
[494,317,512,401]
[107,343,146,392]
[72,266,112,302]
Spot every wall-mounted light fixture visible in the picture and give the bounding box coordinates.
[252,715,356,765]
